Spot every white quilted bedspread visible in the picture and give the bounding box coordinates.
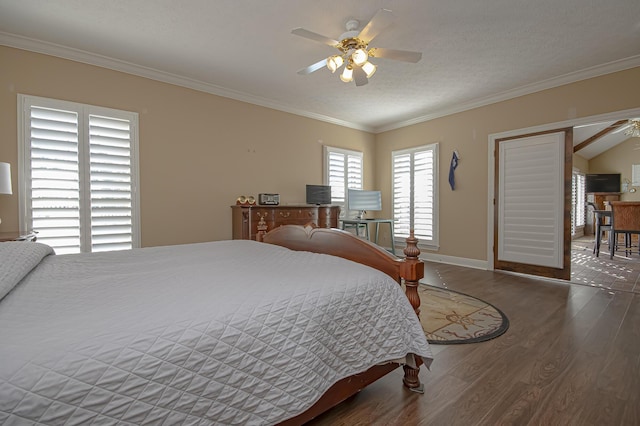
[0,240,432,425]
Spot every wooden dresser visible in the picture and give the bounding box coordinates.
[231,205,340,240]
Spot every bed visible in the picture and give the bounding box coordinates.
[0,225,432,425]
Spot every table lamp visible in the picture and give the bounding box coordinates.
[0,162,12,225]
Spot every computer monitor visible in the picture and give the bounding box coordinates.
[347,189,382,219]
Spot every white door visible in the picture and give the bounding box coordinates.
[494,129,572,280]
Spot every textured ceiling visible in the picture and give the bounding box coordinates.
[1,0,639,137]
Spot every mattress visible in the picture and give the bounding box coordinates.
[0,240,432,425]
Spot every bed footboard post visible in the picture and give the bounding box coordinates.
[400,230,424,318]
[400,230,425,392]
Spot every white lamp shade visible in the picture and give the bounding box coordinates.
[352,49,368,66]
[340,66,354,82]
[326,55,344,73]
[0,162,12,195]
[362,61,377,78]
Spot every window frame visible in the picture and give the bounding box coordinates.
[391,143,439,249]
[17,94,141,253]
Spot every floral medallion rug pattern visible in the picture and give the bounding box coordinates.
[417,284,509,344]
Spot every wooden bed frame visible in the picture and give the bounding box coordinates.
[261,224,425,425]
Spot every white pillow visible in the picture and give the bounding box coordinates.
[0,242,54,301]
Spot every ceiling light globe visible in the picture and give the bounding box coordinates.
[340,66,353,83]
[362,61,377,78]
[326,55,344,73]
[352,49,368,66]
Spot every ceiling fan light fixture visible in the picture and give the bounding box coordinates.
[626,119,640,138]
[352,48,368,66]
[362,61,377,78]
[340,65,354,82]
[326,55,344,73]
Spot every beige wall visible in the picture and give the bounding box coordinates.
[375,67,640,261]
[2,45,639,261]
[573,154,589,173]
[589,137,640,201]
[0,46,375,246]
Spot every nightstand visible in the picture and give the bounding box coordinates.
[0,231,38,242]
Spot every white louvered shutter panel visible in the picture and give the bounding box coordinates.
[328,151,346,204]
[20,95,139,254]
[347,153,362,190]
[498,133,564,268]
[89,114,134,252]
[28,106,82,254]
[413,150,435,240]
[393,153,412,239]
[325,147,363,217]
[392,145,437,243]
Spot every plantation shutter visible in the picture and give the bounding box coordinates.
[497,133,564,268]
[393,153,412,238]
[324,147,362,216]
[28,106,82,253]
[328,151,347,204]
[392,144,437,244]
[89,114,135,252]
[19,95,139,254]
[572,172,586,231]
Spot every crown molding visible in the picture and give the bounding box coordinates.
[2,31,637,135]
[374,55,640,133]
[0,32,372,133]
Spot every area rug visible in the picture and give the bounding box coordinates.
[417,284,509,344]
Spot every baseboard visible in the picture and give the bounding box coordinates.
[384,245,489,270]
[419,252,489,270]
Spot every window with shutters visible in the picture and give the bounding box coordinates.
[18,95,140,254]
[392,144,438,247]
[324,146,363,216]
[572,170,586,237]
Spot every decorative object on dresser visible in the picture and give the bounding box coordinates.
[258,193,280,205]
[231,204,340,241]
[0,162,12,225]
[235,195,256,205]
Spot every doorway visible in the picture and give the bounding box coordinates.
[488,107,640,281]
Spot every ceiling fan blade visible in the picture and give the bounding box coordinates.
[357,9,394,44]
[353,67,368,86]
[297,58,328,75]
[291,28,339,47]
[369,47,422,63]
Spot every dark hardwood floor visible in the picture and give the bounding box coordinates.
[571,236,640,293]
[306,256,640,425]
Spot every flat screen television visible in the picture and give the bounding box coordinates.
[585,173,620,193]
[306,184,332,205]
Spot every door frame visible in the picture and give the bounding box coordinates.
[487,107,640,273]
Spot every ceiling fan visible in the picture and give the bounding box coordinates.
[292,9,422,86]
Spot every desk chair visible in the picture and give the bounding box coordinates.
[587,202,611,257]
[609,201,640,259]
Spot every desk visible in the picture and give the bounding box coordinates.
[593,210,611,257]
[341,219,395,255]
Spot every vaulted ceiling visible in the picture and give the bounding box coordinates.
[1,0,639,143]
